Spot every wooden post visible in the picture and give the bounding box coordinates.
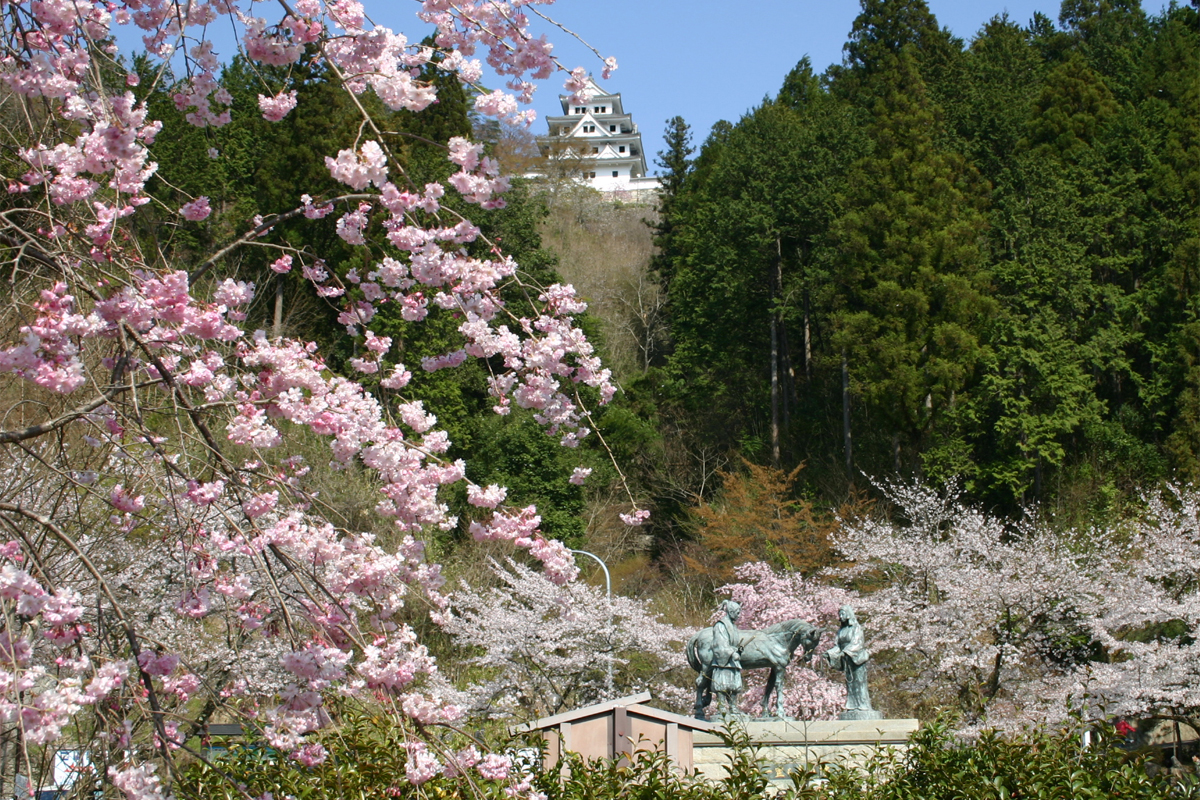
[613,707,633,766]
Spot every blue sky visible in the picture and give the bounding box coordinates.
[118,1,1171,174]
[482,0,1173,166]
[508,0,1067,142]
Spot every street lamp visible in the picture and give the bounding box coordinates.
[570,549,613,697]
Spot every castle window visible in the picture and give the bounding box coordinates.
[618,146,626,153]
[612,170,619,177]
[609,125,617,132]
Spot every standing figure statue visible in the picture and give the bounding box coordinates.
[709,600,745,719]
[824,605,882,720]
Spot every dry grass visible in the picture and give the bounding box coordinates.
[537,188,665,380]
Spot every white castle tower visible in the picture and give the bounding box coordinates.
[539,77,661,199]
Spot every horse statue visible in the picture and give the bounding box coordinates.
[685,618,824,721]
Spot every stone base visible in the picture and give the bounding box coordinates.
[692,718,919,784]
[839,709,884,721]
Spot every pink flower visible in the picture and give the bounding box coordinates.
[325,142,388,190]
[137,651,180,676]
[291,742,327,766]
[405,742,441,785]
[380,365,412,389]
[179,197,212,221]
[476,753,511,781]
[243,491,279,518]
[467,484,506,508]
[569,467,591,485]
[213,279,255,306]
[336,204,371,245]
[619,509,650,527]
[258,90,298,122]
[447,137,483,170]
[185,480,225,505]
[109,764,167,800]
[176,588,211,618]
[364,330,391,354]
[109,485,145,513]
[529,537,578,584]
[270,254,294,273]
[164,672,201,701]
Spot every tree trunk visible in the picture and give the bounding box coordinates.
[776,237,792,449]
[779,319,793,446]
[770,295,781,469]
[842,348,852,481]
[985,650,1003,699]
[803,288,812,381]
[273,274,284,339]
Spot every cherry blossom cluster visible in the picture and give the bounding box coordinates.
[0,539,129,750]
[0,0,627,796]
[445,558,691,720]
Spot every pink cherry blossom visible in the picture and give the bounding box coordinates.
[326,142,388,190]
[619,509,649,527]
[109,485,145,513]
[109,764,167,800]
[179,196,211,221]
[405,742,440,785]
[258,90,299,122]
[0,0,634,789]
[445,559,690,719]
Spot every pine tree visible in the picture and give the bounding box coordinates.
[831,0,962,103]
[828,48,993,475]
[661,83,864,468]
[648,116,694,291]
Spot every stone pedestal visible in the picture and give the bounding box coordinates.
[839,708,884,721]
[692,718,919,785]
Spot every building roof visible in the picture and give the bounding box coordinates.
[558,77,624,115]
[514,692,717,733]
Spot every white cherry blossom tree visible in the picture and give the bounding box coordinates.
[444,558,690,721]
[831,479,1200,732]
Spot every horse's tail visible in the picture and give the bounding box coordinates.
[685,633,703,674]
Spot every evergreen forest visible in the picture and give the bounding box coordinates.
[648,0,1199,527]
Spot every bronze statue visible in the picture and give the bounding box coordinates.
[686,605,824,721]
[824,605,882,720]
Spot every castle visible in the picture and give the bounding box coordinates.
[539,77,661,200]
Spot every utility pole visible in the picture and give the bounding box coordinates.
[570,549,612,697]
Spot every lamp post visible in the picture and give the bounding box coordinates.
[570,549,613,697]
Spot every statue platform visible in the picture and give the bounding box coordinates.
[693,718,919,784]
[515,692,918,784]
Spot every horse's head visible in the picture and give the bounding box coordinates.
[801,623,825,654]
[784,620,825,657]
